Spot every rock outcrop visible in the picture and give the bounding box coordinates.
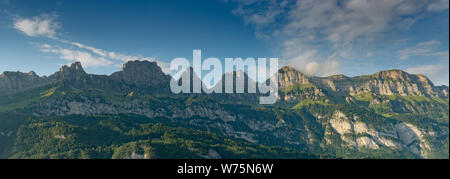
[110,60,171,90]
[278,66,310,89]
[0,71,47,94]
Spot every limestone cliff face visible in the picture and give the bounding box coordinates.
[24,90,447,158]
[324,110,445,158]
[276,67,448,106]
[317,69,448,98]
[278,66,311,89]
[49,62,87,80]
[273,67,448,158]
[277,66,328,102]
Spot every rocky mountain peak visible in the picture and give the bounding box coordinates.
[110,60,170,88]
[0,71,46,94]
[51,62,87,80]
[119,60,162,73]
[372,69,435,86]
[28,71,37,76]
[59,62,85,73]
[278,66,298,73]
[278,66,310,89]
[374,69,412,81]
[71,62,84,71]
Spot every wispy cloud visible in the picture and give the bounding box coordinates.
[13,14,59,38]
[279,0,447,49]
[427,0,449,11]
[67,40,170,73]
[38,43,114,67]
[13,14,166,71]
[281,48,340,76]
[68,41,156,63]
[401,40,450,85]
[228,0,449,76]
[397,40,449,60]
[232,0,287,27]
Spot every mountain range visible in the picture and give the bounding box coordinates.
[0,61,448,158]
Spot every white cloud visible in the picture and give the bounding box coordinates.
[232,0,286,27]
[71,42,107,57]
[281,0,436,56]
[13,14,59,38]
[228,0,448,76]
[68,41,157,62]
[280,36,341,77]
[14,14,167,72]
[304,60,340,77]
[285,49,340,76]
[66,40,167,72]
[427,0,449,11]
[235,0,437,46]
[397,40,449,60]
[38,43,114,67]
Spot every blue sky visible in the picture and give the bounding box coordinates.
[0,0,449,85]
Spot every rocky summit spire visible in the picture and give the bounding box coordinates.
[59,62,85,73]
[50,62,87,80]
[28,71,38,77]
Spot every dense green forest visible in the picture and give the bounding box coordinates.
[0,113,327,159]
